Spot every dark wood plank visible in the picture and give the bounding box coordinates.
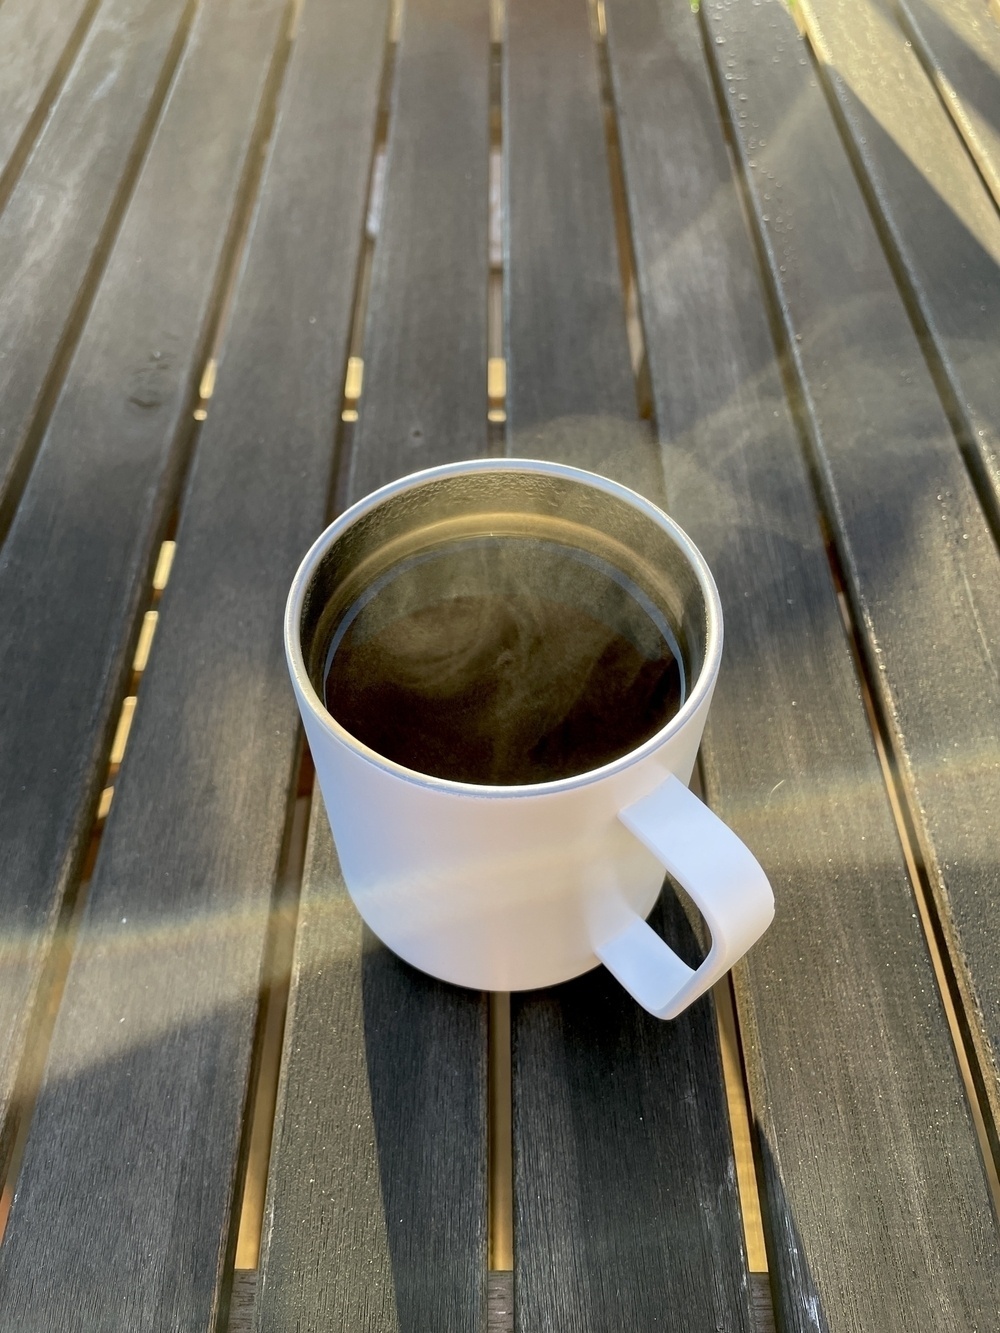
[798,0,1000,525]
[0,0,97,182]
[513,951,753,1333]
[709,0,1000,1182]
[0,0,385,1325]
[503,3,752,1329]
[0,0,194,536]
[604,0,1000,1329]
[895,0,1000,209]
[750,1274,776,1333]
[0,0,287,1203]
[346,0,491,500]
[487,1271,513,1333]
[259,807,488,1331]
[504,0,657,493]
[229,1270,257,1333]
[259,3,491,1326]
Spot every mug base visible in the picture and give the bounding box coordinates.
[364,925,608,993]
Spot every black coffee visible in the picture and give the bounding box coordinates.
[321,536,686,785]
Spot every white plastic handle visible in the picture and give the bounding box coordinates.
[596,774,774,1019]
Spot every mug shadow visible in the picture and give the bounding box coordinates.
[510,883,751,1333]
[508,877,832,1333]
[750,1132,830,1333]
[361,928,488,1331]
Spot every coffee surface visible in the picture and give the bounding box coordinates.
[321,537,685,785]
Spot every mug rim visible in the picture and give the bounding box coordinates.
[284,457,723,797]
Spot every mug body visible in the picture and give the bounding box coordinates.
[285,459,722,992]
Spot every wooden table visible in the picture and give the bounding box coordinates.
[1,0,999,1328]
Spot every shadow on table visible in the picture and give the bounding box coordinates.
[359,844,829,1332]
[507,880,830,1333]
[509,885,745,1333]
[362,930,487,1332]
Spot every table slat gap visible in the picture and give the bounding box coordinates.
[715,977,770,1274]
[590,0,655,421]
[180,0,302,439]
[152,539,178,592]
[344,0,491,498]
[335,247,373,429]
[0,521,183,1222]
[214,774,313,1333]
[330,37,398,502]
[487,17,506,447]
[132,609,160,674]
[488,992,514,1271]
[232,782,313,1272]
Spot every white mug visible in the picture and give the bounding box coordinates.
[285,458,773,1019]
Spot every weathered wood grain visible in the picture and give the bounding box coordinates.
[504,3,752,1329]
[346,0,491,500]
[258,807,488,1332]
[750,1273,776,1333]
[0,0,98,185]
[605,0,1000,1328]
[798,0,1000,525]
[0,0,288,1251]
[0,0,194,536]
[229,1270,257,1333]
[487,1271,513,1333]
[0,0,385,1326]
[513,911,753,1332]
[709,0,1000,1187]
[894,0,1000,209]
[504,0,658,493]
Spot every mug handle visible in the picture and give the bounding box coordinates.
[596,774,774,1019]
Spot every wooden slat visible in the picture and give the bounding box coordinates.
[346,0,491,500]
[513,921,752,1331]
[710,0,1000,1175]
[895,0,1000,209]
[798,0,1000,523]
[259,808,488,1331]
[504,0,657,493]
[503,2,752,1328]
[604,1,1000,1330]
[0,0,96,182]
[488,1272,513,1333]
[0,0,385,1324]
[0,0,194,536]
[0,0,286,1201]
[259,2,491,1326]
